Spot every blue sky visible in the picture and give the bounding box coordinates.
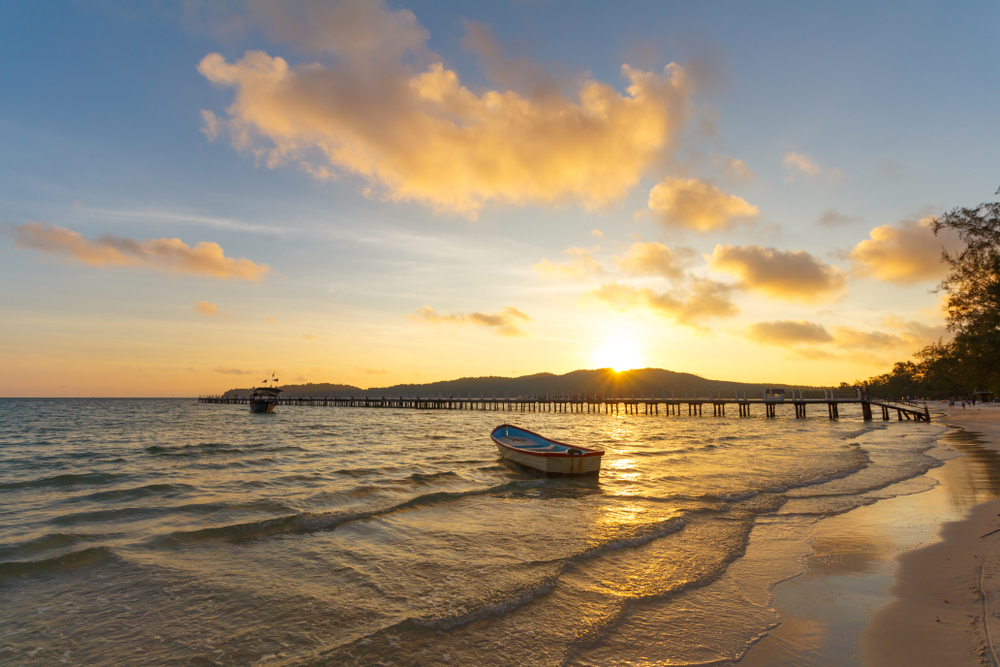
[1,1,997,396]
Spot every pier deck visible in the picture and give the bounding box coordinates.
[197,394,931,422]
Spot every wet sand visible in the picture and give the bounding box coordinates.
[737,402,1000,666]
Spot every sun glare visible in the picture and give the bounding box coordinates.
[592,339,644,372]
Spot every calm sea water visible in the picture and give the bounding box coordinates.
[0,399,948,666]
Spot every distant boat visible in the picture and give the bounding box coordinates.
[490,424,604,475]
[250,387,282,413]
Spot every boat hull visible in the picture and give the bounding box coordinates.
[250,400,276,414]
[494,444,602,474]
[490,424,603,476]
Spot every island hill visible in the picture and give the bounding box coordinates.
[222,368,836,400]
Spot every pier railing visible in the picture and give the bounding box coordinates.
[197,392,931,422]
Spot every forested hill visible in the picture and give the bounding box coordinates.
[222,368,830,399]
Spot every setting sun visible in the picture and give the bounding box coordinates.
[592,339,644,372]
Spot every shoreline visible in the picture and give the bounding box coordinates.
[737,402,1000,666]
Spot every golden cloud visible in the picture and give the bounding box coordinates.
[881,315,949,347]
[849,216,962,285]
[410,305,530,336]
[747,318,940,362]
[12,222,273,281]
[746,320,834,345]
[645,177,758,231]
[590,279,739,329]
[614,241,694,280]
[831,326,904,349]
[195,301,219,316]
[197,3,694,218]
[533,247,603,280]
[708,244,846,302]
[783,151,843,181]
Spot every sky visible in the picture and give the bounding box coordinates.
[2,0,998,397]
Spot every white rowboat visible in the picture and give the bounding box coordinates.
[490,424,604,476]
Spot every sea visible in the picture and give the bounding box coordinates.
[0,398,966,666]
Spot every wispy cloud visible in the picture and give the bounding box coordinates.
[783,151,843,181]
[708,244,846,303]
[848,215,962,285]
[711,155,755,184]
[355,366,389,375]
[746,320,835,345]
[11,222,274,281]
[195,301,219,316]
[410,305,531,336]
[816,209,862,227]
[590,279,739,329]
[533,247,603,280]
[197,1,694,218]
[643,177,759,231]
[214,367,256,375]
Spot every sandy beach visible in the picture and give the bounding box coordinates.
[738,402,1000,666]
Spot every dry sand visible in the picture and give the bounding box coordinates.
[736,402,1000,667]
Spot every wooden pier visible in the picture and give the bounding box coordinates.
[198,391,931,422]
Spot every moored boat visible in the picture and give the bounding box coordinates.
[490,424,604,475]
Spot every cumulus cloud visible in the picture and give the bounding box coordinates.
[614,241,694,280]
[783,151,843,181]
[410,305,530,336]
[11,222,273,281]
[708,244,846,302]
[746,320,834,345]
[195,301,219,316]
[214,367,255,375]
[816,209,862,227]
[591,229,604,238]
[590,279,739,329]
[534,246,603,280]
[746,318,941,365]
[645,177,759,231]
[197,1,694,218]
[849,215,963,285]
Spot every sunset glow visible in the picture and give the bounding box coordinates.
[1,2,997,396]
[592,339,645,373]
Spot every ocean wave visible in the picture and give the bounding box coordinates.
[0,532,114,560]
[0,472,128,491]
[147,479,559,548]
[80,483,193,502]
[144,442,306,457]
[0,546,117,582]
[573,518,686,561]
[397,471,461,485]
[51,498,298,527]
